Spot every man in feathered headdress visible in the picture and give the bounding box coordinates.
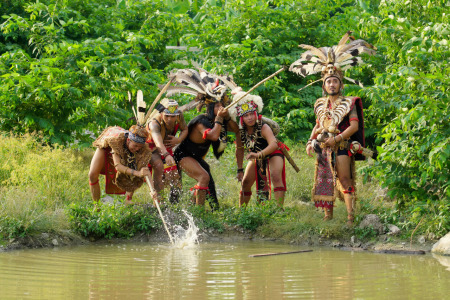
[146,98,188,203]
[228,89,288,206]
[290,31,376,224]
[89,91,153,205]
[164,68,244,210]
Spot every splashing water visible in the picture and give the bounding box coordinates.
[173,210,199,249]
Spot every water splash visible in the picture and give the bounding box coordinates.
[173,210,199,249]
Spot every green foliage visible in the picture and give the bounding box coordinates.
[67,201,160,239]
[0,186,69,240]
[0,134,90,205]
[0,215,30,239]
[354,225,379,240]
[1,0,448,241]
[0,0,183,145]
[359,0,449,233]
[184,204,225,232]
[222,201,283,231]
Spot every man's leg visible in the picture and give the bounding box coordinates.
[196,158,219,211]
[269,155,285,207]
[125,191,134,205]
[151,152,164,194]
[166,169,182,203]
[240,160,256,207]
[179,157,210,206]
[336,154,355,224]
[88,148,105,202]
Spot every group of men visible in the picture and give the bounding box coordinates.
[88,32,376,224]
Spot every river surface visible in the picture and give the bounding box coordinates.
[0,241,449,299]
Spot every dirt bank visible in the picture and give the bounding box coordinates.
[0,227,435,255]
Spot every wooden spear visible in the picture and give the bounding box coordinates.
[249,249,313,257]
[224,67,286,110]
[143,77,175,122]
[145,175,175,245]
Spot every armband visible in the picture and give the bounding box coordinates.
[202,128,212,140]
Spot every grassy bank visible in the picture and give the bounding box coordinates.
[0,134,445,248]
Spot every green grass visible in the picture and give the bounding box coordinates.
[0,134,445,244]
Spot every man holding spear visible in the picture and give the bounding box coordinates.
[289,31,377,224]
[223,67,297,207]
[146,98,188,203]
[163,68,244,210]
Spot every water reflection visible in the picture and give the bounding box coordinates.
[0,242,449,299]
[433,253,450,271]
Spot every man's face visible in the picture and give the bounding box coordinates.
[242,112,256,127]
[324,77,341,96]
[162,113,178,127]
[127,140,144,153]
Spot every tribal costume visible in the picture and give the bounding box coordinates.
[93,126,152,193]
[173,113,223,209]
[311,96,365,208]
[89,90,158,204]
[165,68,235,210]
[229,91,289,204]
[290,31,376,222]
[146,99,187,173]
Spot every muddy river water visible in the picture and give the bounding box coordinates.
[0,240,449,299]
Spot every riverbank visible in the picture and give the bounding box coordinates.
[1,134,447,253]
[0,219,437,255]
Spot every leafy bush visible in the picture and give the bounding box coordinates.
[0,0,183,145]
[222,201,284,231]
[359,0,449,235]
[67,201,160,239]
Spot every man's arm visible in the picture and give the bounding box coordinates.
[306,122,320,157]
[149,121,167,153]
[112,152,150,177]
[246,124,278,160]
[201,107,228,141]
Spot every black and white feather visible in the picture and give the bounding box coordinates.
[162,68,235,102]
[289,31,376,85]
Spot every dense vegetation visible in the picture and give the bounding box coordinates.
[1,0,448,241]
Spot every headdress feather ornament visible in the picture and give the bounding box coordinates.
[228,91,264,125]
[161,68,234,110]
[289,31,376,89]
[128,90,149,144]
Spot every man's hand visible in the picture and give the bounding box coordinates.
[236,171,244,182]
[323,136,336,148]
[306,144,314,157]
[138,167,151,178]
[164,135,180,148]
[217,107,228,118]
[165,155,176,167]
[246,152,260,160]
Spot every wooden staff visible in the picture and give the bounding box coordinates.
[279,144,300,173]
[145,175,174,245]
[249,249,313,257]
[297,78,323,92]
[143,77,175,121]
[224,67,286,110]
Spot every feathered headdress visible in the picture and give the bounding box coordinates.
[127,90,149,144]
[145,98,181,123]
[162,68,233,111]
[228,90,264,120]
[289,31,376,90]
